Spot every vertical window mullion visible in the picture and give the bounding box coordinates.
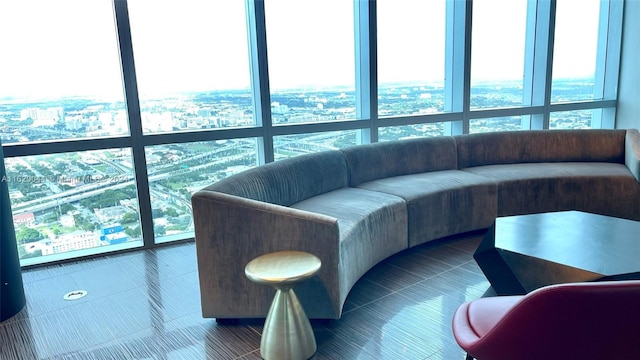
[246,0,273,164]
[523,0,552,130]
[541,0,557,130]
[354,0,376,144]
[113,0,154,248]
[593,0,623,129]
[444,0,470,135]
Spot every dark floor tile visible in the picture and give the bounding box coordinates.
[323,293,438,359]
[441,231,486,254]
[314,328,377,359]
[52,341,132,360]
[364,262,425,292]
[3,232,494,360]
[342,277,396,312]
[32,307,118,357]
[0,316,49,359]
[112,316,262,360]
[22,273,85,317]
[386,250,454,279]
[66,261,139,300]
[236,349,263,359]
[413,242,474,267]
[353,292,451,357]
[21,256,115,284]
[143,271,202,321]
[153,242,199,278]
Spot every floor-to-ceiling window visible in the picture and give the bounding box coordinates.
[0,0,144,265]
[127,0,261,243]
[0,0,623,266]
[377,0,447,141]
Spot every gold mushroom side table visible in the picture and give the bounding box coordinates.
[245,251,321,360]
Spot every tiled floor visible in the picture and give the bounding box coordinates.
[1,231,494,359]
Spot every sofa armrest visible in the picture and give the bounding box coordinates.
[191,190,342,319]
[626,129,640,182]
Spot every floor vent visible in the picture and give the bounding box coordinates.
[63,290,88,301]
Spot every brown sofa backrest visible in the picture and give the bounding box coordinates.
[201,150,348,206]
[341,136,458,187]
[455,129,627,169]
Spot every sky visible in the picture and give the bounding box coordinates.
[0,0,601,100]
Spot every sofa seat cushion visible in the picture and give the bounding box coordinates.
[291,187,408,305]
[354,170,498,247]
[463,162,640,220]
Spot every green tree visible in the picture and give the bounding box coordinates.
[164,207,179,217]
[152,208,164,218]
[122,212,139,223]
[15,227,43,244]
[18,246,42,260]
[154,225,166,236]
[125,226,141,238]
[59,204,75,214]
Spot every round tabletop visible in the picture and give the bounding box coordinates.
[245,251,321,286]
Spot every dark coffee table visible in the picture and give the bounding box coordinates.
[474,211,640,295]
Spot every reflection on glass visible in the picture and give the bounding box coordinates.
[265,0,355,124]
[146,139,259,243]
[379,123,446,142]
[470,0,527,109]
[128,0,254,133]
[0,0,127,144]
[377,0,446,117]
[5,149,142,266]
[274,131,359,160]
[551,0,599,103]
[549,110,592,129]
[470,116,523,133]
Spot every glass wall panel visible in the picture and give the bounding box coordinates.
[146,139,259,243]
[265,0,355,125]
[274,131,358,160]
[549,110,592,129]
[0,0,127,144]
[0,0,621,268]
[470,0,528,109]
[4,149,142,266]
[469,116,523,133]
[551,0,600,103]
[377,0,446,118]
[128,0,254,133]
[379,123,447,142]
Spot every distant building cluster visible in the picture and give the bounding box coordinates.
[13,212,35,226]
[20,107,63,127]
[2,80,595,262]
[21,224,129,257]
[22,231,98,256]
[94,205,131,223]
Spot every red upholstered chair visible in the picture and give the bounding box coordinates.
[451,280,640,360]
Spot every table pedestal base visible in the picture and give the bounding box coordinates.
[261,287,316,360]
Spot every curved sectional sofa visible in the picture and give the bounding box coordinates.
[191,129,640,320]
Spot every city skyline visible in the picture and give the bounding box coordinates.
[0,0,615,266]
[0,0,600,100]
[1,79,597,263]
